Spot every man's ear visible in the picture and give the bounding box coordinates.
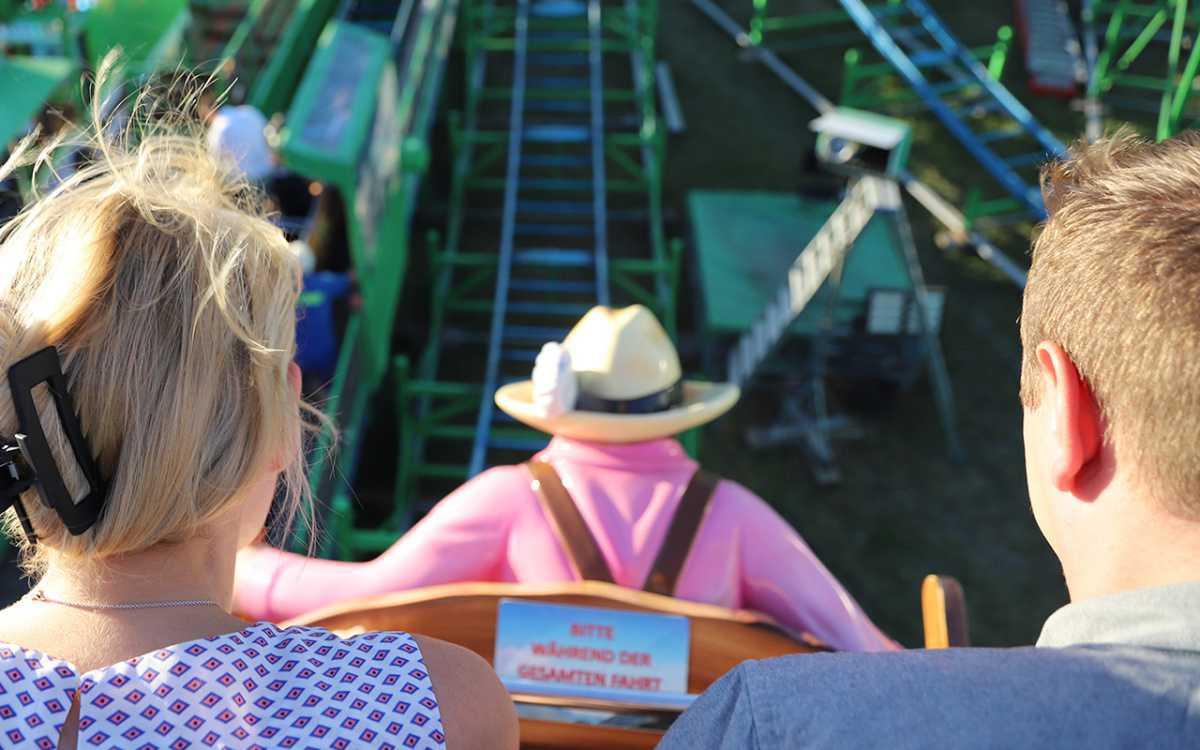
[1036,342,1102,493]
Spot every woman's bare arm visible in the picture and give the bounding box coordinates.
[416,635,519,750]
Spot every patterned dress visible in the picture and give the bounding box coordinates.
[0,621,446,749]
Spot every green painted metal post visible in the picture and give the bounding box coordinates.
[842,48,862,104]
[988,25,1012,81]
[1169,8,1200,132]
[1159,0,1188,140]
[750,0,768,45]
[1116,8,1167,73]
[1090,1,1125,97]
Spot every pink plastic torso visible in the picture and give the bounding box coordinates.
[494,439,734,598]
[236,437,894,651]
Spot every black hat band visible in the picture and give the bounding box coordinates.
[573,381,684,415]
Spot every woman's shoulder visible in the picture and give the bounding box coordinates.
[0,622,517,750]
[196,621,443,695]
[223,624,518,750]
[83,622,451,749]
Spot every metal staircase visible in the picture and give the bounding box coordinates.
[836,0,1066,219]
[218,0,341,115]
[221,0,299,99]
[730,175,960,479]
[188,0,253,63]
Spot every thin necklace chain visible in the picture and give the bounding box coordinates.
[27,589,220,610]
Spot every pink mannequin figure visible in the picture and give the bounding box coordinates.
[236,306,897,652]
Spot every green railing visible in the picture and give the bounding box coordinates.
[277,3,459,557]
[216,0,340,115]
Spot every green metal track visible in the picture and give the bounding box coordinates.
[327,0,677,560]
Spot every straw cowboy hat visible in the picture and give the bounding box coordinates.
[495,305,740,443]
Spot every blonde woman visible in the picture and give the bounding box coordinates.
[0,93,517,749]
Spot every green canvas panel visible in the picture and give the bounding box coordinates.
[83,0,188,72]
[688,190,911,336]
[0,55,77,148]
[280,21,389,188]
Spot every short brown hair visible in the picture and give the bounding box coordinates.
[1021,128,1200,520]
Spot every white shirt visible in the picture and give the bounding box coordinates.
[206,105,272,181]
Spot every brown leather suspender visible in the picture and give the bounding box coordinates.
[643,470,720,596]
[526,461,615,583]
[525,461,721,596]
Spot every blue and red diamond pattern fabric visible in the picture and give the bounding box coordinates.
[0,622,446,749]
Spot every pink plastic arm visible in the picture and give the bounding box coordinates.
[234,467,522,621]
[235,464,897,652]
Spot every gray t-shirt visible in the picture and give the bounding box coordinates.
[657,582,1200,749]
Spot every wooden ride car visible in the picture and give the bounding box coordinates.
[283,580,827,749]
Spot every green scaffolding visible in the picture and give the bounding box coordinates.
[213,0,341,115]
[1085,0,1200,140]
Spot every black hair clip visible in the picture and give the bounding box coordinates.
[0,347,107,541]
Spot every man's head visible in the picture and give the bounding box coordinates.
[1020,129,1200,598]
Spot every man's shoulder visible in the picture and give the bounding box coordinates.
[662,646,1200,749]
[744,643,1189,696]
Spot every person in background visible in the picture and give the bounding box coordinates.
[657,130,1200,749]
[0,84,516,750]
[205,102,273,182]
[290,239,354,389]
[0,168,19,226]
[206,102,313,228]
[236,305,896,653]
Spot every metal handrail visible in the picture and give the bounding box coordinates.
[468,0,530,476]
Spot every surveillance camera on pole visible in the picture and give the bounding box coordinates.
[811,107,913,179]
